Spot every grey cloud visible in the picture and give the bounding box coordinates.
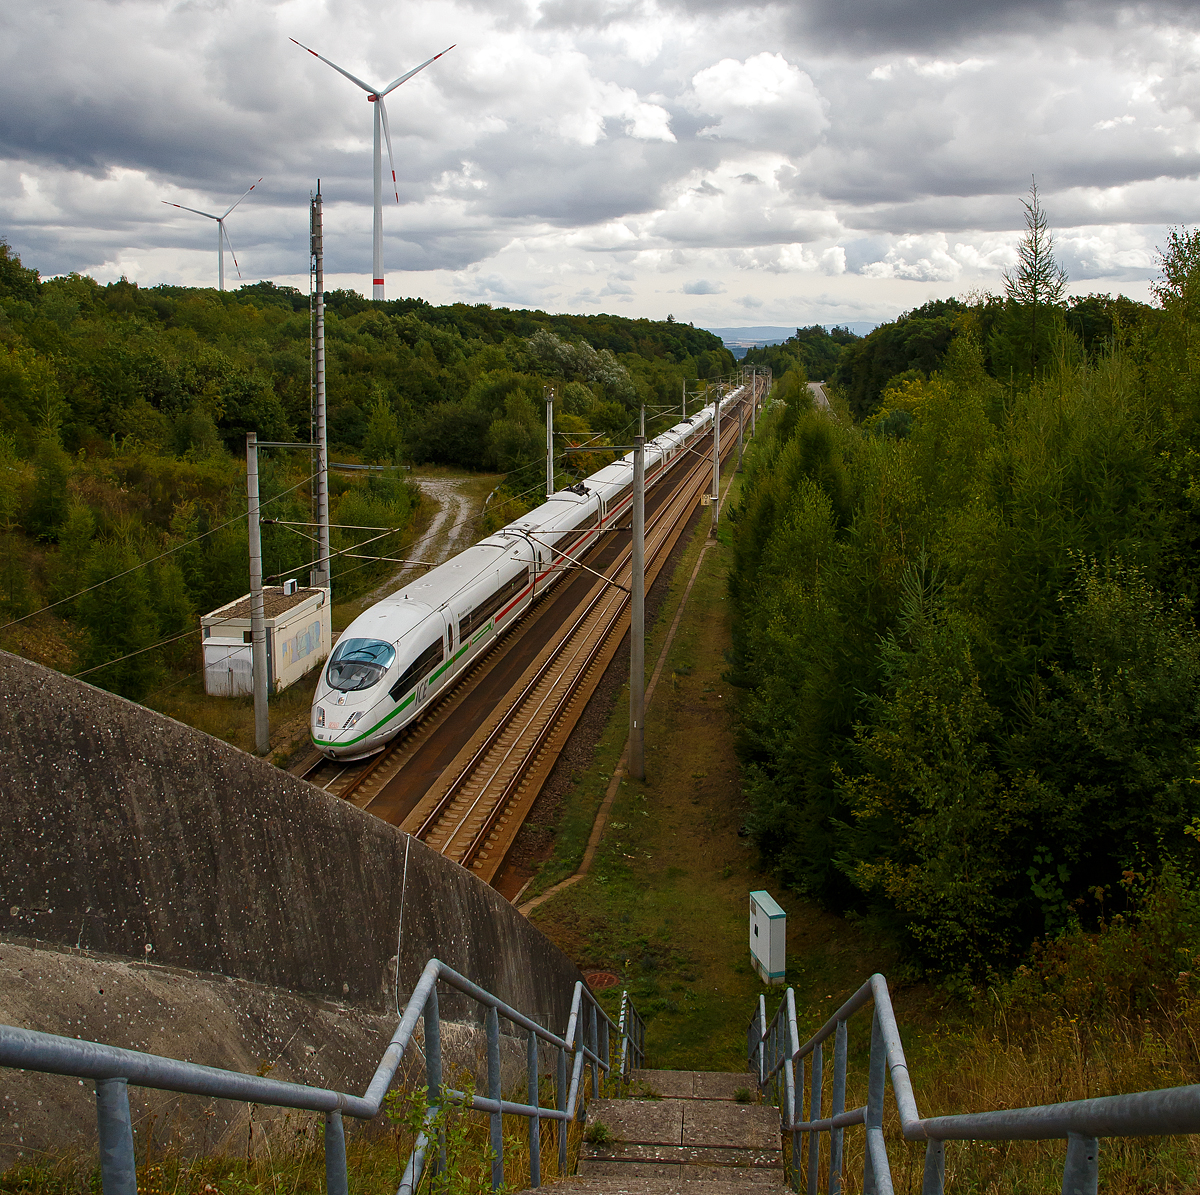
[535,0,648,31]
[785,0,1200,53]
[4,0,1198,303]
[682,279,724,293]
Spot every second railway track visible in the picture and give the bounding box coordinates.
[296,393,756,886]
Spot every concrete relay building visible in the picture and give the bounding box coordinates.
[201,584,331,696]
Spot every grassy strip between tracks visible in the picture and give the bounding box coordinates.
[526,466,907,1074]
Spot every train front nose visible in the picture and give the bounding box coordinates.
[311,696,370,754]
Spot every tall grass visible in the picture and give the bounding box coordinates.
[0,1074,588,1195]
[786,862,1200,1193]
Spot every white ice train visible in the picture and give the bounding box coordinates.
[310,389,740,760]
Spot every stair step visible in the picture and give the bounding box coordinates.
[518,1178,786,1195]
[629,1071,759,1102]
[578,1072,783,1194]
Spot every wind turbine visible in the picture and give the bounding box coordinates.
[162,179,261,291]
[290,37,453,300]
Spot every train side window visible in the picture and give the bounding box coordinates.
[459,571,527,640]
[389,638,445,702]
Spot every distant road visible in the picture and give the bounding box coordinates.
[809,381,832,413]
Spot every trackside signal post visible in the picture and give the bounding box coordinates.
[710,387,721,536]
[246,433,270,756]
[630,408,645,780]
[545,385,555,499]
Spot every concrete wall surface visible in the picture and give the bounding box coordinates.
[0,650,584,1031]
[0,939,522,1168]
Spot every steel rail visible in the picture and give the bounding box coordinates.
[417,405,745,863]
[298,412,733,800]
[411,412,734,848]
[453,446,715,868]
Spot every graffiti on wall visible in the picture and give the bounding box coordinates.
[281,620,323,672]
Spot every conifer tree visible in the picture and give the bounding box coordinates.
[1004,177,1068,375]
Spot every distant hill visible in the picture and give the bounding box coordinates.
[706,324,879,359]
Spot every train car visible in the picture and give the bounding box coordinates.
[309,391,738,760]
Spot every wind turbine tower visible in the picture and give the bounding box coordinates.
[162,179,261,290]
[291,38,453,300]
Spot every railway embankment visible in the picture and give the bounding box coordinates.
[0,649,583,1163]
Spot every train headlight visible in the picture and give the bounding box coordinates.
[315,706,325,727]
[344,711,364,729]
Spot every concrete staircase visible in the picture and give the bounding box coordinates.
[533,1068,785,1195]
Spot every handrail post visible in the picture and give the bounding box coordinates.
[807,1040,822,1195]
[96,1077,137,1195]
[1062,1133,1099,1195]
[486,1004,503,1191]
[828,1020,847,1195]
[324,1111,348,1195]
[863,1007,892,1195]
[792,1054,804,1193]
[618,993,629,1081]
[527,1029,542,1189]
[425,986,445,1176]
[598,1012,609,1095]
[589,1002,599,1101]
[758,995,768,1086]
[780,992,798,1193]
[557,1045,568,1176]
[921,1140,944,1195]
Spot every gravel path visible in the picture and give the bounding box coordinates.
[363,475,482,603]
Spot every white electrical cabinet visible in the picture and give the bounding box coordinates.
[749,890,786,985]
[201,585,331,697]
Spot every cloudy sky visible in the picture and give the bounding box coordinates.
[2,0,1198,328]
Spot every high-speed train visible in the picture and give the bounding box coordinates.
[310,388,741,759]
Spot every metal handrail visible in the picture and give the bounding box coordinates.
[748,972,1200,1195]
[618,990,647,1078]
[0,957,643,1195]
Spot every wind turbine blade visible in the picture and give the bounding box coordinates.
[221,222,243,280]
[163,200,220,220]
[222,177,262,219]
[289,37,377,93]
[379,45,455,96]
[377,97,400,204]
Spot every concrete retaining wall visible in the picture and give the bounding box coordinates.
[0,649,583,1032]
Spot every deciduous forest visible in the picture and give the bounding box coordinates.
[0,242,732,699]
[730,221,1200,989]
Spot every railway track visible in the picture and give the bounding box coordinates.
[404,424,718,877]
[295,393,755,884]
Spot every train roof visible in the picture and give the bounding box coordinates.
[588,461,633,486]
[343,595,432,643]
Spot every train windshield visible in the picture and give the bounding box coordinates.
[326,638,396,692]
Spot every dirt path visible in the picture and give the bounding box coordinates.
[363,473,485,603]
[278,470,495,760]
